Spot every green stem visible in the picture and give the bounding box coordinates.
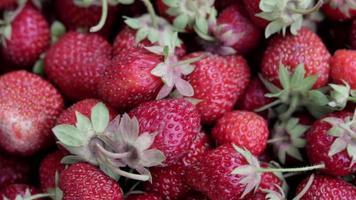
[173,54,207,67]
[96,143,131,159]
[110,166,150,181]
[256,163,325,173]
[255,99,282,112]
[279,95,299,120]
[267,137,289,144]
[292,174,315,200]
[90,0,108,32]
[142,0,158,29]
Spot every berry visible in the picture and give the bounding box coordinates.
[330,49,356,89]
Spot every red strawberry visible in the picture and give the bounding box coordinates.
[56,99,117,125]
[60,162,124,200]
[44,32,112,101]
[39,150,67,192]
[212,111,269,156]
[0,70,64,156]
[242,0,268,28]
[180,131,212,167]
[54,0,119,37]
[261,28,330,89]
[0,153,32,188]
[330,50,356,89]
[322,1,356,21]
[306,111,356,176]
[350,20,356,49]
[185,52,250,124]
[237,77,272,112]
[0,0,16,10]
[184,192,209,200]
[0,184,41,200]
[1,5,50,68]
[144,165,192,200]
[126,193,162,200]
[129,98,201,166]
[295,175,356,199]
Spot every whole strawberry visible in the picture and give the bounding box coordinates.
[186,52,250,124]
[322,0,356,21]
[60,163,124,200]
[0,184,42,200]
[0,70,64,156]
[351,20,356,49]
[212,111,269,156]
[261,28,330,89]
[129,98,201,166]
[45,32,112,101]
[1,4,50,68]
[144,165,192,200]
[180,131,212,167]
[306,111,356,176]
[126,193,162,200]
[330,50,356,89]
[0,153,32,188]
[296,175,356,199]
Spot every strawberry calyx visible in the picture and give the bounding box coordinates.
[327,82,356,110]
[292,174,315,200]
[261,184,286,200]
[45,171,63,200]
[323,110,356,167]
[2,188,55,200]
[53,102,165,182]
[269,118,309,164]
[256,0,323,38]
[327,0,356,17]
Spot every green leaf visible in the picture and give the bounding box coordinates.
[290,64,305,87]
[259,74,280,93]
[75,111,92,133]
[195,17,208,35]
[173,14,188,31]
[52,125,84,146]
[278,65,290,90]
[124,17,141,29]
[299,75,318,91]
[307,90,329,106]
[118,0,135,5]
[265,21,283,38]
[135,28,149,43]
[163,0,178,7]
[91,102,109,133]
[60,155,83,164]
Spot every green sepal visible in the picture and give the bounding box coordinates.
[91,102,110,133]
[60,155,84,165]
[52,125,85,147]
[51,21,66,44]
[173,14,189,31]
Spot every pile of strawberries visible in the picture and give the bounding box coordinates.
[1,0,356,199]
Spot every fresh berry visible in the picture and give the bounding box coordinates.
[0,153,32,188]
[180,131,212,167]
[212,111,269,156]
[330,49,356,89]
[242,0,268,28]
[45,32,112,101]
[0,70,64,156]
[322,0,356,21]
[186,52,251,124]
[126,193,162,200]
[0,0,16,10]
[261,28,330,89]
[0,184,41,200]
[60,163,124,200]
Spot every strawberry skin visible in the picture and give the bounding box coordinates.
[45,32,112,101]
[0,184,41,200]
[0,153,32,188]
[306,112,356,176]
[186,52,251,124]
[0,0,16,10]
[39,150,67,192]
[126,194,162,200]
[261,28,330,89]
[212,111,269,156]
[180,131,212,167]
[242,0,268,28]
[60,163,124,200]
[296,175,356,200]
[322,2,356,21]
[129,98,201,166]
[0,70,64,156]
[330,50,356,89]
[144,165,192,200]
[1,5,50,68]
[350,20,356,49]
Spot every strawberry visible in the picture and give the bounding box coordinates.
[184,192,209,200]
[54,0,119,37]
[180,131,212,167]
[39,150,67,193]
[143,165,192,200]
[330,50,356,89]
[322,0,356,21]
[185,52,250,124]
[0,70,64,156]
[350,20,356,49]
[237,77,272,112]
[56,99,117,125]
[126,193,162,200]
[129,98,201,166]
[212,111,269,156]
[0,153,32,188]
[295,174,356,199]
[242,0,268,28]
[1,184,42,200]
[44,32,112,101]
[0,0,16,10]
[1,4,50,68]
[306,111,356,176]
[261,28,330,89]
[60,162,124,200]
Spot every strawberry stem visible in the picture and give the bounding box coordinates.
[109,165,150,181]
[142,0,158,29]
[292,174,315,200]
[172,54,207,67]
[96,143,131,159]
[26,193,55,200]
[256,163,325,173]
[288,0,324,15]
[255,99,282,112]
[267,136,289,144]
[280,95,299,120]
[90,0,108,32]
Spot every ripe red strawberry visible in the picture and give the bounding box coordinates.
[185,52,250,124]
[180,131,212,167]
[237,77,272,112]
[54,0,119,37]
[44,32,112,101]
[330,49,356,89]
[60,162,124,200]
[0,153,32,188]
[350,20,356,49]
[242,0,268,28]
[144,165,192,200]
[126,193,162,200]
[129,98,201,166]
[295,175,356,199]
[39,150,67,192]
[261,28,330,89]
[0,0,16,10]
[306,111,356,176]
[0,184,41,200]
[1,4,50,68]
[0,70,64,156]
[322,1,356,21]
[212,111,269,156]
